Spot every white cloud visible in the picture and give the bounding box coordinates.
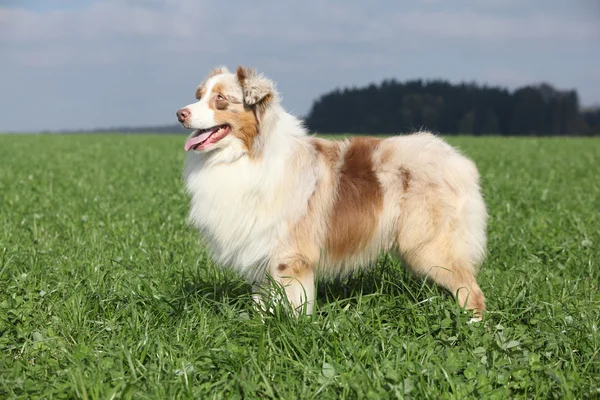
[379,10,599,42]
[2,1,598,67]
[0,2,204,43]
[0,0,599,131]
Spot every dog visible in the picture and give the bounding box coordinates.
[177,66,487,318]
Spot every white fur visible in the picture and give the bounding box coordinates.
[183,103,314,282]
[182,77,219,130]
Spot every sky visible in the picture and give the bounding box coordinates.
[1,0,599,132]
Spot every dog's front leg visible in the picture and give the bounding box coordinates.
[272,259,316,315]
[252,259,315,315]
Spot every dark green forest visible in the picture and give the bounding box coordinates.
[306,80,600,136]
[45,80,600,136]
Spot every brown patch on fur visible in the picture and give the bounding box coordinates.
[326,138,383,260]
[236,66,255,89]
[195,87,206,101]
[215,99,228,110]
[399,167,412,191]
[273,259,312,281]
[229,107,259,155]
[211,83,229,110]
[195,67,228,99]
[210,82,225,96]
[204,81,259,156]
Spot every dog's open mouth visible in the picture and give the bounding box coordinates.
[184,124,231,152]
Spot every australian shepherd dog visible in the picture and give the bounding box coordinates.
[177,66,487,319]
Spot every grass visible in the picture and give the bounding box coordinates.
[0,133,598,399]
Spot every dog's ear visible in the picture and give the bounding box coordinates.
[236,66,275,106]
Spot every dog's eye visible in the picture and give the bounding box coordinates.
[216,94,225,101]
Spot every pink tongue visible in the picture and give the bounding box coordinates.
[184,129,217,151]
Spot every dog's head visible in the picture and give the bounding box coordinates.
[177,66,277,157]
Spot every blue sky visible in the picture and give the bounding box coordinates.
[1,0,599,132]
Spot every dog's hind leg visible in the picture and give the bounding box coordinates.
[401,245,486,318]
[396,180,487,318]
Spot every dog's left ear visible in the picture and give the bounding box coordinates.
[236,66,275,106]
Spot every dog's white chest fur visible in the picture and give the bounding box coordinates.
[183,138,316,280]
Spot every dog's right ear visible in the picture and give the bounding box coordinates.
[236,66,275,106]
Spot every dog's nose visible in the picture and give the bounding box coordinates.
[177,108,190,123]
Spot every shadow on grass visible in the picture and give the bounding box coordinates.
[314,254,431,312]
[171,254,427,317]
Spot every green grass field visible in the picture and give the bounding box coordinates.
[0,134,599,399]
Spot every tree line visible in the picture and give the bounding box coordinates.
[305,79,600,136]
